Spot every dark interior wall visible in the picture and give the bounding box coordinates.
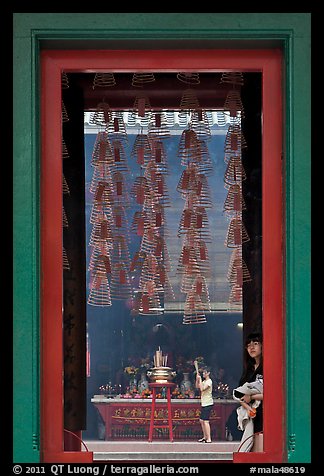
[241,74,263,338]
[62,78,87,432]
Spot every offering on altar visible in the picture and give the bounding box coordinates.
[148,347,176,383]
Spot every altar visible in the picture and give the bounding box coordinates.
[91,396,237,441]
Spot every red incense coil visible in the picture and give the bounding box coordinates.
[131,134,152,167]
[63,206,69,228]
[63,174,70,195]
[89,101,112,126]
[131,73,156,87]
[62,100,69,123]
[227,248,252,286]
[89,218,113,247]
[61,71,69,89]
[131,176,150,205]
[87,271,112,307]
[111,235,131,269]
[220,72,244,87]
[63,246,70,271]
[110,140,129,173]
[92,73,116,88]
[88,242,112,271]
[182,291,207,325]
[225,216,250,248]
[176,72,200,85]
[223,184,246,214]
[189,109,211,142]
[89,163,113,194]
[132,93,152,118]
[224,156,247,187]
[110,262,133,300]
[91,132,113,166]
[148,111,171,140]
[105,112,127,142]
[62,138,69,160]
[178,89,200,117]
[224,90,245,118]
[224,124,247,155]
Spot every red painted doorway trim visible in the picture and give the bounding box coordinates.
[41,49,284,463]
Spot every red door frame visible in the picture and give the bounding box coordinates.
[41,49,284,463]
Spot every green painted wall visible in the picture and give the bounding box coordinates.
[13,12,311,463]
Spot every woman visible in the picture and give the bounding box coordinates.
[237,332,263,452]
[195,366,213,443]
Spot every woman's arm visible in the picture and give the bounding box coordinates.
[241,393,263,403]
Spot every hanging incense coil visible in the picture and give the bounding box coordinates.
[91,180,114,207]
[131,210,149,237]
[224,123,247,155]
[228,284,243,306]
[88,249,112,275]
[176,244,202,277]
[92,73,116,88]
[156,263,175,300]
[138,254,164,294]
[220,72,244,87]
[88,271,112,306]
[224,90,245,118]
[190,275,211,311]
[177,72,200,85]
[177,206,211,241]
[224,156,247,187]
[178,89,200,118]
[110,235,131,267]
[88,242,112,272]
[62,138,69,159]
[111,171,130,205]
[192,140,213,175]
[91,132,113,166]
[62,100,69,123]
[225,216,250,248]
[131,176,151,205]
[90,201,113,225]
[137,288,164,315]
[62,72,69,89]
[111,205,130,241]
[110,139,129,173]
[89,101,112,126]
[63,174,70,194]
[129,250,147,273]
[165,110,176,127]
[189,109,211,142]
[223,184,246,214]
[105,112,128,142]
[63,246,70,270]
[178,171,213,209]
[148,111,171,140]
[177,128,201,166]
[131,72,155,87]
[109,262,133,300]
[216,110,227,127]
[131,134,153,167]
[146,143,169,173]
[132,93,152,118]
[183,291,207,325]
[63,206,69,228]
[89,163,113,194]
[227,248,252,286]
[89,218,113,247]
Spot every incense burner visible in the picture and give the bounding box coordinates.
[147,366,176,383]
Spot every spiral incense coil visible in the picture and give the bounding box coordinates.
[138,254,164,294]
[88,242,112,272]
[131,72,155,87]
[91,132,113,166]
[89,101,112,127]
[176,245,202,276]
[131,176,151,205]
[111,205,131,242]
[137,288,164,316]
[227,248,252,286]
[224,90,245,118]
[177,207,211,241]
[183,291,207,325]
[63,174,70,195]
[88,251,112,275]
[88,271,112,307]
[131,210,149,237]
[149,141,169,173]
[132,93,152,118]
[177,129,201,165]
[178,89,200,117]
[108,139,129,173]
[109,262,133,300]
[224,124,247,155]
[194,140,213,175]
[63,206,69,228]
[89,218,113,247]
[177,72,200,85]
[228,283,243,305]
[89,163,113,194]
[225,216,250,248]
[190,275,211,311]
[129,250,147,273]
[90,202,113,226]
[165,110,176,127]
[157,263,175,300]
[105,112,128,142]
[62,72,69,89]
[112,171,130,206]
[110,235,131,269]
[92,73,116,88]
[224,156,247,187]
[63,246,70,271]
[91,181,114,207]
[216,110,227,127]
[179,175,213,209]
[189,109,211,142]
[62,139,69,159]
[223,184,246,214]
[131,134,153,167]
[148,111,171,140]
[220,72,244,87]
[62,100,69,123]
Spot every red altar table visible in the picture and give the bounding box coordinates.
[91,396,237,441]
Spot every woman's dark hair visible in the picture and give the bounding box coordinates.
[239,332,263,385]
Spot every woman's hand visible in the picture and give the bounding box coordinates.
[240,394,251,404]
